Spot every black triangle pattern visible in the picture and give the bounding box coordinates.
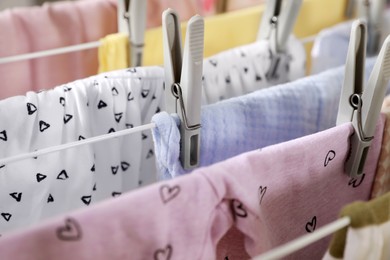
[47,194,54,203]
[141,90,149,98]
[128,92,134,101]
[1,213,11,222]
[114,113,123,123]
[121,161,130,171]
[126,124,134,129]
[81,195,92,206]
[57,170,69,180]
[111,166,119,175]
[92,183,97,191]
[146,149,154,159]
[209,59,218,67]
[142,133,148,140]
[97,100,107,109]
[112,192,121,197]
[39,120,50,132]
[63,86,72,92]
[155,107,161,113]
[36,173,47,183]
[27,103,37,115]
[63,114,73,124]
[59,97,65,106]
[108,128,115,133]
[112,87,119,96]
[9,192,22,202]
[79,135,85,140]
[0,165,5,169]
[90,164,95,172]
[0,130,7,141]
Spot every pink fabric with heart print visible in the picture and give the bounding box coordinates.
[0,118,384,259]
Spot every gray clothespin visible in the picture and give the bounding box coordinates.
[257,0,303,53]
[117,0,147,67]
[163,9,204,169]
[337,19,390,177]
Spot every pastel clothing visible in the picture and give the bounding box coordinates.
[0,0,117,99]
[0,119,384,259]
[202,36,306,104]
[98,33,129,73]
[311,10,390,74]
[0,67,164,234]
[152,58,379,179]
[371,107,390,198]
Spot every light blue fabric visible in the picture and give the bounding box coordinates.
[152,58,379,179]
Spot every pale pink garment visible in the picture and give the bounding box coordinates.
[146,0,203,28]
[0,119,384,259]
[0,0,117,100]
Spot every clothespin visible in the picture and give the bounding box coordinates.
[337,20,390,178]
[356,0,385,55]
[117,0,147,67]
[257,0,302,53]
[162,9,204,169]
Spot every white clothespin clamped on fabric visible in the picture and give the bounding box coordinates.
[117,0,147,67]
[337,19,390,178]
[357,0,385,55]
[162,9,204,169]
[257,0,302,53]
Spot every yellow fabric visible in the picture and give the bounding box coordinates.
[98,33,129,73]
[142,0,350,71]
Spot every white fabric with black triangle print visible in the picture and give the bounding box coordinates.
[0,66,164,234]
[201,35,306,104]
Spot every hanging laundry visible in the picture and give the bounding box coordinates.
[202,35,306,104]
[0,0,117,100]
[0,118,384,259]
[323,192,390,260]
[98,33,129,73]
[0,67,164,235]
[152,58,381,179]
[370,103,390,199]
[311,10,390,74]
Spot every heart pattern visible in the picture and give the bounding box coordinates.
[348,173,365,188]
[154,245,172,260]
[305,216,317,233]
[324,150,336,167]
[258,186,267,205]
[160,185,180,204]
[230,199,248,219]
[56,217,82,241]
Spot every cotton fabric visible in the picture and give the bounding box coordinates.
[152,58,379,179]
[0,0,117,99]
[323,192,390,260]
[0,120,384,259]
[0,67,164,235]
[371,107,390,199]
[311,11,390,75]
[202,36,306,104]
[98,33,129,73]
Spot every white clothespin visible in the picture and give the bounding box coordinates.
[162,9,204,169]
[337,19,390,178]
[357,0,385,55]
[117,0,147,67]
[257,0,302,53]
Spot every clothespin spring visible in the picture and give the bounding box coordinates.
[171,83,201,131]
[350,93,374,143]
